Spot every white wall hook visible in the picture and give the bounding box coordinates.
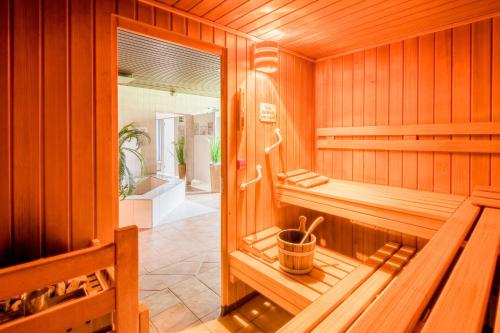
[240,165,262,190]
[265,128,282,154]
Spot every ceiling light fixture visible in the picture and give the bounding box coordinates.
[254,41,278,74]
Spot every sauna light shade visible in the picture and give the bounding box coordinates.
[254,41,278,73]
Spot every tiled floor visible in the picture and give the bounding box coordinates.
[139,192,293,333]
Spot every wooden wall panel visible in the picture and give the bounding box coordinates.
[44,0,71,255]
[71,0,95,251]
[314,17,498,258]
[0,0,12,266]
[0,0,314,307]
[316,17,498,196]
[12,0,43,262]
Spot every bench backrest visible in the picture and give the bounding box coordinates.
[0,226,138,333]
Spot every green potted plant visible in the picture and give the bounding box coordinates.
[209,136,221,193]
[173,136,186,179]
[119,123,150,199]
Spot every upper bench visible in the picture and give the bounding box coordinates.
[276,170,466,239]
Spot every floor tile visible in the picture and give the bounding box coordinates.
[182,289,220,318]
[169,276,211,301]
[142,289,181,316]
[151,261,202,275]
[196,267,220,289]
[139,274,190,291]
[152,303,199,333]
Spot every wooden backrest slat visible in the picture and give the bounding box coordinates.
[0,288,115,333]
[422,208,500,333]
[0,244,115,299]
[349,199,480,333]
[114,226,139,332]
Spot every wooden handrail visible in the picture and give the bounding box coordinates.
[317,122,500,137]
[316,139,500,153]
[0,244,115,299]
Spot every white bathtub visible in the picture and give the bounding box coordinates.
[119,176,185,229]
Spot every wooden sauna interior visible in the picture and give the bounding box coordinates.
[1,0,500,332]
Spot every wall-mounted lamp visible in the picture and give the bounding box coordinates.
[254,41,278,73]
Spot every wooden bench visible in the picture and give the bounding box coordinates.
[276,173,466,239]
[230,224,415,316]
[278,190,499,333]
[0,227,148,333]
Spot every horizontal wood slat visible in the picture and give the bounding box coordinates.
[277,243,400,333]
[421,208,500,333]
[317,139,500,153]
[317,122,500,137]
[0,244,115,299]
[0,289,115,333]
[349,200,480,333]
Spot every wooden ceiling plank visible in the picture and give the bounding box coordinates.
[276,0,431,47]
[215,0,272,26]
[236,0,318,32]
[282,0,496,57]
[174,0,204,12]
[203,0,250,21]
[248,0,341,36]
[257,0,385,40]
[310,0,499,58]
[189,0,225,16]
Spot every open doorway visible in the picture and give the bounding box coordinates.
[115,27,224,330]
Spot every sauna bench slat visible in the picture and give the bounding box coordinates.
[230,227,404,316]
[276,178,466,239]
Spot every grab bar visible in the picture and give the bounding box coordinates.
[265,128,282,154]
[240,165,262,190]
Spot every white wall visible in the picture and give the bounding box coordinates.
[118,85,219,177]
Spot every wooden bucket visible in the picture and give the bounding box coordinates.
[277,229,316,274]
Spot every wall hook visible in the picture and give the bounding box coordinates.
[265,128,282,154]
[240,165,262,190]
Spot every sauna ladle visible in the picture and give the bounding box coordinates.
[298,215,307,233]
[300,216,325,244]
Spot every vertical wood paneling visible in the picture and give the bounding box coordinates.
[333,58,342,179]
[342,55,353,181]
[71,0,95,250]
[451,25,471,195]
[417,34,434,191]
[375,46,389,185]
[493,18,500,187]
[352,52,364,182]
[434,29,452,194]
[0,0,12,265]
[95,0,116,245]
[363,49,376,184]
[316,19,498,198]
[314,18,498,258]
[245,40,256,235]
[470,20,491,190]
[402,38,418,190]
[12,0,42,262]
[44,0,70,255]
[137,3,154,24]
[388,42,403,187]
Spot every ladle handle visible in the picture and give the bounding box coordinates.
[300,216,324,244]
[298,216,307,233]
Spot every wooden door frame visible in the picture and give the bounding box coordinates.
[109,14,229,304]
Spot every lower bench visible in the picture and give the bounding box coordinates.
[230,226,415,317]
[280,195,500,333]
